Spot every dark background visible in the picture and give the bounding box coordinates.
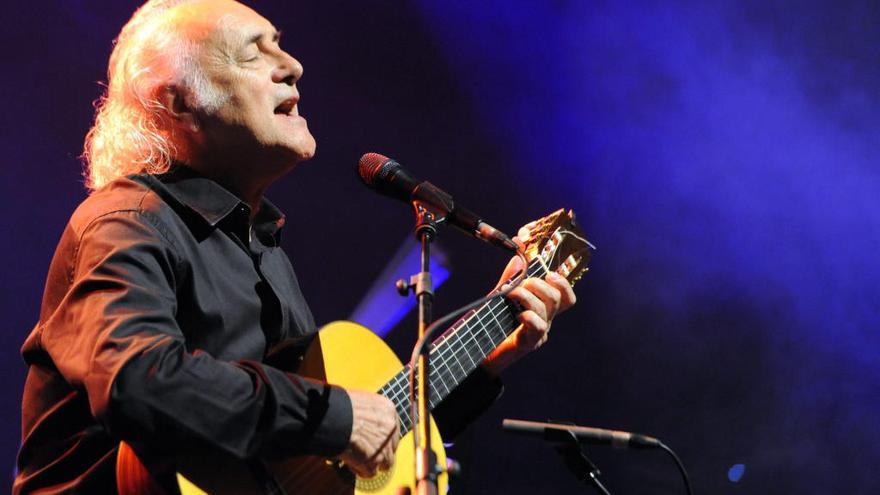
[3,1,879,493]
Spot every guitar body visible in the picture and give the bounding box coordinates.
[118,321,448,495]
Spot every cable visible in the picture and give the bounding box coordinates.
[408,249,529,450]
[658,442,693,495]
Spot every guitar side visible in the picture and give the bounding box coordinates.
[117,321,448,495]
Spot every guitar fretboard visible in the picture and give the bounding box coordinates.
[378,258,547,434]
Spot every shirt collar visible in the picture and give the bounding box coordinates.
[154,165,287,244]
[253,197,287,245]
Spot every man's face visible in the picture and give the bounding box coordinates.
[174,0,316,177]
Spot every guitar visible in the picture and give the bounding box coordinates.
[117,208,592,495]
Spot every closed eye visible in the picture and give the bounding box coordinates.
[239,29,281,63]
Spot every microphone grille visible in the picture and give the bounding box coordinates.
[358,152,391,187]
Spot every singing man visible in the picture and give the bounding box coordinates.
[14,1,575,492]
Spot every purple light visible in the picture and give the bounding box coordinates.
[349,237,450,337]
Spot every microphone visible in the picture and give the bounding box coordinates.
[358,153,518,253]
[502,418,661,449]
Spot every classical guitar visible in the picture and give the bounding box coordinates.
[117,208,592,495]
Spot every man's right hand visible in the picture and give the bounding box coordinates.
[338,390,400,478]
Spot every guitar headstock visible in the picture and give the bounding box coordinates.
[521,209,593,286]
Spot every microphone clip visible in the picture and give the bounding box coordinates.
[411,182,453,240]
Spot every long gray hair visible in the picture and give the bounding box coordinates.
[82,0,225,190]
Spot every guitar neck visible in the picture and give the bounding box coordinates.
[378,258,546,434]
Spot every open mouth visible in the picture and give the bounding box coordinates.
[274,97,297,116]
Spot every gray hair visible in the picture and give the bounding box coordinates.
[82,0,227,191]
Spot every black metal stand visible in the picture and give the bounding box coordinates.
[411,202,440,495]
[397,194,514,495]
[552,430,613,495]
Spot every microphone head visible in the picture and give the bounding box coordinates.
[357,152,420,202]
[357,152,392,188]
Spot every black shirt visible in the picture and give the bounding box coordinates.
[14,167,501,494]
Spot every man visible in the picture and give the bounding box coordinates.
[15,0,575,493]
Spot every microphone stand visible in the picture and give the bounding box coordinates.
[396,189,516,495]
[407,201,442,495]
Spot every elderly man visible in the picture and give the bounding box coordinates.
[15,0,575,493]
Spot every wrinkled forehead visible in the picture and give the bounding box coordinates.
[164,0,276,47]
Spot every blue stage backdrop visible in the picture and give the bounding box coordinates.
[1,1,877,493]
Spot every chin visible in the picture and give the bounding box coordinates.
[290,134,317,161]
[298,141,317,161]
[284,143,315,164]
[269,140,315,169]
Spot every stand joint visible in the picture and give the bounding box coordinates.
[396,272,434,297]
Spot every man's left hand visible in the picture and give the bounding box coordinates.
[482,225,577,376]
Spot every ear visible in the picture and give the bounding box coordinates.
[158,85,199,132]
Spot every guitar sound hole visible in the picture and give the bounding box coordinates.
[352,462,395,492]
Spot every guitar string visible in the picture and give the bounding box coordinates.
[558,228,597,250]
[431,277,542,377]
[386,312,521,431]
[381,298,522,429]
[382,313,515,430]
[380,299,516,400]
[381,258,546,403]
[378,226,596,426]
[398,309,520,429]
[381,261,547,432]
[381,270,535,403]
[383,226,593,418]
[380,258,546,406]
[428,257,546,366]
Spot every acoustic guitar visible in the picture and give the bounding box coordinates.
[117,208,592,495]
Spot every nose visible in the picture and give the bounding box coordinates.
[273,52,303,86]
